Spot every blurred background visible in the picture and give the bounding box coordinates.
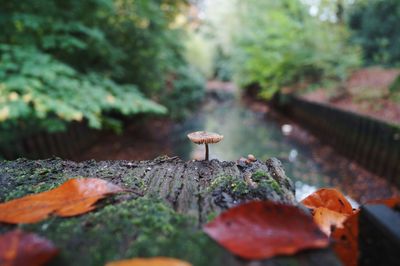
[0,0,399,201]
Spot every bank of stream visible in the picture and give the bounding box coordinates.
[79,84,399,203]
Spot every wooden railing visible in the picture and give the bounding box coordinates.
[273,93,400,188]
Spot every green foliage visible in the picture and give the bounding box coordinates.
[231,0,360,99]
[0,0,205,141]
[0,45,166,139]
[183,31,215,79]
[100,0,188,92]
[348,0,400,65]
[213,46,233,81]
[161,66,205,120]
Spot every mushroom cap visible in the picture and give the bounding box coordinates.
[187,131,223,144]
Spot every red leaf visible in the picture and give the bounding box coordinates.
[331,212,359,266]
[105,257,192,266]
[0,178,124,224]
[331,197,400,266]
[366,197,400,208]
[301,188,353,215]
[203,201,329,260]
[0,229,58,266]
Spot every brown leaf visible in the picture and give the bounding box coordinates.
[0,178,124,224]
[203,201,329,260]
[0,229,58,266]
[366,197,400,208]
[331,197,400,266]
[105,257,192,266]
[312,207,348,236]
[301,188,353,215]
[331,212,359,266]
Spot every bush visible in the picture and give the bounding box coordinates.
[0,45,166,139]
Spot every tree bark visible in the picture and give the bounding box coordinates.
[0,156,340,266]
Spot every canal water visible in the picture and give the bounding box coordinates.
[170,94,327,201]
[169,90,398,203]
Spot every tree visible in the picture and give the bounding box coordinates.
[348,0,400,65]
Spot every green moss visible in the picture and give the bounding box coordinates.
[209,172,282,201]
[206,211,218,222]
[251,170,270,182]
[121,173,145,189]
[19,197,225,266]
[259,179,282,194]
[210,175,249,197]
[1,171,70,202]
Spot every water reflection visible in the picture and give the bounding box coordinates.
[172,97,330,200]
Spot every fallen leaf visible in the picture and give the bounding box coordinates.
[312,207,348,236]
[105,257,192,266]
[330,197,399,266]
[0,178,124,224]
[331,212,359,266]
[301,188,353,215]
[0,229,58,266]
[366,197,400,208]
[203,201,329,260]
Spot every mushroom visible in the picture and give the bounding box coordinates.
[187,131,223,161]
[247,154,256,162]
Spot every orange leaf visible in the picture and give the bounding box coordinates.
[331,198,399,266]
[0,229,58,266]
[105,257,192,266]
[312,207,348,236]
[203,201,329,260]
[366,197,400,208]
[331,212,359,266]
[0,178,124,224]
[301,188,353,215]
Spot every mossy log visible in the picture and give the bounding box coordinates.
[0,156,340,266]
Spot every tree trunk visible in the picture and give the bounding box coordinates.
[0,156,340,266]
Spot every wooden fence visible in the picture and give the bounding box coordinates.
[274,93,400,188]
[0,122,99,160]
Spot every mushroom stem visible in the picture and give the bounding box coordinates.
[205,143,209,161]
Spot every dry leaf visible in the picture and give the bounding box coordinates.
[203,201,329,260]
[301,188,353,215]
[0,229,58,266]
[0,178,124,224]
[331,212,359,266]
[313,207,348,236]
[366,197,400,208]
[105,257,192,266]
[331,197,399,266]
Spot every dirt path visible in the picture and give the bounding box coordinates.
[303,67,400,124]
